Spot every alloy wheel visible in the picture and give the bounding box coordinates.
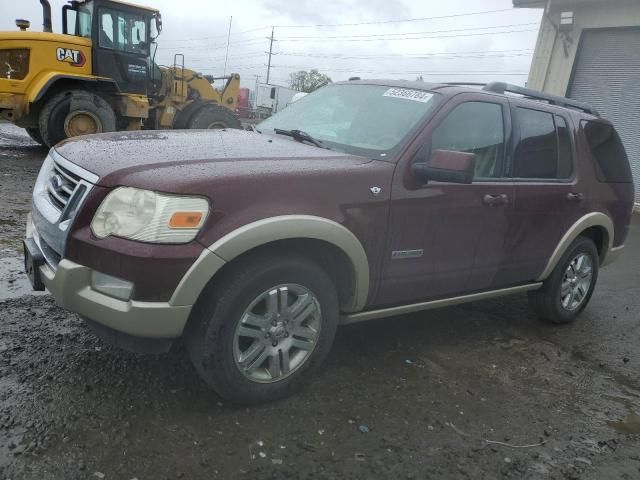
[560,253,593,311]
[233,284,322,383]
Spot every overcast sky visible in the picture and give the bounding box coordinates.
[2,0,543,90]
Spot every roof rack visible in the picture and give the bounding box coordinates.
[483,82,599,116]
[440,82,487,87]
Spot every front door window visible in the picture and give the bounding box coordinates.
[431,101,506,179]
[99,8,148,55]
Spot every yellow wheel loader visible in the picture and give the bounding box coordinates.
[0,0,241,147]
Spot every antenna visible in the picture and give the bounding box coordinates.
[223,16,232,77]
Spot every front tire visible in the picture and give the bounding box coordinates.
[38,90,116,147]
[188,104,241,130]
[528,236,599,324]
[24,127,46,146]
[186,252,339,405]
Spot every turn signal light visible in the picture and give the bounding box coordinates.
[169,211,204,229]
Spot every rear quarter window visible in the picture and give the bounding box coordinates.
[581,120,632,183]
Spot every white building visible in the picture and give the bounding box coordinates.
[514,0,640,201]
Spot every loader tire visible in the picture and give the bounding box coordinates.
[39,90,116,147]
[188,104,241,130]
[25,128,46,147]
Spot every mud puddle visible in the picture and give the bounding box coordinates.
[0,256,45,301]
[606,396,640,435]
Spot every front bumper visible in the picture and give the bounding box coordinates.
[0,92,24,121]
[39,258,191,338]
[27,150,199,340]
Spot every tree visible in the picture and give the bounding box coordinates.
[289,69,332,93]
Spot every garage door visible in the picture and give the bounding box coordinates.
[568,28,640,203]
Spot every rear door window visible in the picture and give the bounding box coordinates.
[512,107,574,179]
[556,116,573,178]
[581,120,632,183]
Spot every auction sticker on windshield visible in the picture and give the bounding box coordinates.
[383,88,433,103]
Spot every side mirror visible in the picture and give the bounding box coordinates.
[412,149,475,184]
[152,14,162,39]
[270,87,276,99]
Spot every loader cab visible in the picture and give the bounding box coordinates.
[62,0,160,94]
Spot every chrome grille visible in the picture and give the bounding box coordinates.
[32,150,99,267]
[47,161,81,211]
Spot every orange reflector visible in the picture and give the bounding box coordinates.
[169,212,203,229]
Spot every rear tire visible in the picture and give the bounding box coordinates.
[24,127,46,146]
[188,104,241,130]
[185,252,339,405]
[528,236,599,324]
[39,90,116,147]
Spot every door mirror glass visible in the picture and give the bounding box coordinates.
[152,13,162,39]
[413,149,476,184]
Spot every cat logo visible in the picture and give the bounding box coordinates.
[56,47,86,67]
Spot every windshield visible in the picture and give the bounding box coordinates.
[258,84,439,158]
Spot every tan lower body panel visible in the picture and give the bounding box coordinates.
[341,283,542,325]
[41,259,191,338]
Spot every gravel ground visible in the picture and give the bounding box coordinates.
[1,122,639,479]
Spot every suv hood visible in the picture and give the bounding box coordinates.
[54,129,372,189]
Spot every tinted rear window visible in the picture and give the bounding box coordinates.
[556,116,573,178]
[582,120,632,183]
[512,108,573,179]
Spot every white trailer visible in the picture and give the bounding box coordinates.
[253,84,299,118]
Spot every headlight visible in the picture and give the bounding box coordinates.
[91,187,209,243]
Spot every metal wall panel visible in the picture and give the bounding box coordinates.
[568,28,640,202]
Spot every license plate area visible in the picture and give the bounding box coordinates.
[23,238,45,291]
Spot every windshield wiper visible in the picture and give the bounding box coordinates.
[273,128,327,149]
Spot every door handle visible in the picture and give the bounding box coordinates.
[483,193,508,206]
[566,192,584,202]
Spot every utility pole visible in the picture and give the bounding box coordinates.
[253,75,260,107]
[251,75,261,115]
[223,16,232,77]
[266,27,275,84]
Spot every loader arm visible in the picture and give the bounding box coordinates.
[212,73,240,111]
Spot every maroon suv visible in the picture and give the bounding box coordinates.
[24,80,635,404]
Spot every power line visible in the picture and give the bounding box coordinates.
[160,26,271,43]
[279,28,538,43]
[156,36,268,51]
[157,26,537,52]
[276,49,534,60]
[276,22,539,40]
[183,52,265,62]
[270,65,529,75]
[273,7,519,28]
[156,6,534,45]
[156,18,539,48]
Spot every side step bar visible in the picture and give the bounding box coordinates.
[340,283,542,325]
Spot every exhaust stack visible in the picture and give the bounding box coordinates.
[40,0,52,32]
